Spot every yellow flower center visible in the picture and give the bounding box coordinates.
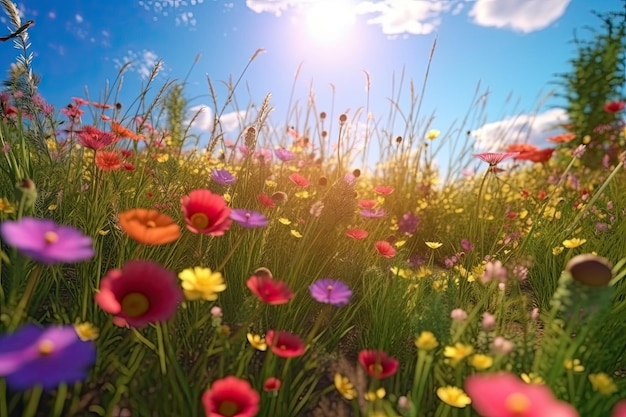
[146,220,156,228]
[44,231,59,244]
[217,400,240,416]
[38,339,54,355]
[505,393,530,414]
[190,212,209,229]
[121,292,150,317]
[368,363,383,376]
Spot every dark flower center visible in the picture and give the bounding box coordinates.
[217,400,240,416]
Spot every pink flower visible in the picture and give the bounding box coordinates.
[266,330,306,358]
[181,189,232,236]
[465,372,579,417]
[263,377,281,392]
[373,185,394,195]
[474,152,519,166]
[358,349,399,379]
[346,228,368,239]
[612,400,626,417]
[95,260,182,328]
[78,126,116,150]
[375,241,396,258]
[246,273,294,305]
[202,376,260,417]
[288,173,310,187]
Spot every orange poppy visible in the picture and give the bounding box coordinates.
[547,133,576,143]
[118,208,181,245]
[111,121,145,140]
[506,143,538,153]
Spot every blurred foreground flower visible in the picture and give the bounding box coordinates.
[118,208,181,245]
[230,209,269,228]
[309,278,352,306]
[95,260,182,327]
[358,349,399,379]
[202,376,260,417]
[178,267,226,301]
[0,217,94,264]
[465,372,578,417]
[0,324,96,390]
[181,189,232,236]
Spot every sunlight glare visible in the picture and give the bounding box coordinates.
[305,1,356,43]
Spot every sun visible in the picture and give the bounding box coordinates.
[304,0,356,43]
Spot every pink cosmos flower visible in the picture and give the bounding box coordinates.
[288,173,310,187]
[346,228,368,239]
[474,152,519,166]
[181,189,232,236]
[78,126,116,150]
[373,185,394,195]
[465,372,579,417]
[95,260,183,328]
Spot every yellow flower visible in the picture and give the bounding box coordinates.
[0,198,15,214]
[364,388,386,401]
[394,240,406,248]
[278,217,291,225]
[290,230,302,238]
[562,238,586,249]
[48,204,57,211]
[334,373,357,400]
[74,322,99,341]
[178,267,226,301]
[469,354,493,370]
[444,343,474,366]
[436,386,471,408]
[295,191,310,199]
[156,153,169,162]
[426,129,440,140]
[416,267,432,279]
[588,373,617,395]
[98,229,110,236]
[223,193,231,203]
[415,331,439,351]
[520,373,544,384]
[425,241,443,249]
[564,359,584,373]
[246,333,267,351]
[265,179,277,188]
[390,267,410,278]
[552,246,564,256]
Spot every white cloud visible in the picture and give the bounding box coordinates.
[469,0,570,33]
[113,49,164,80]
[355,0,452,36]
[138,0,204,26]
[75,13,84,23]
[219,110,249,133]
[186,105,214,131]
[48,11,56,19]
[472,108,568,151]
[245,0,302,16]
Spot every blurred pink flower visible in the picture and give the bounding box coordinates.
[465,372,579,417]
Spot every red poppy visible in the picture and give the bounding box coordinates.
[375,241,396,258]
[288,173,310,187]
[373,185,394,195]
[263,377,281,392]
[505,143,538,153]
[346,228,368,239]
[257,193,276,208]
[181,189,232,236]
[547,133,576,143]
[358,199,377,209]
[95,260,182,328]
[202,376,260,417]
[95,150,123,171]
[516,148,555,163]
[358,349,399,379]
[604,100,625,113]
[246,274,294,305]
[266,330,306,358]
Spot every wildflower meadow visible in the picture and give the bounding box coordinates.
[0,1,625,416]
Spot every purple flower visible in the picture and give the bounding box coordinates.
[229,209,269,228]
[0,217,94,264]
[360,208,386,218]
[211,168,237,185]
[274,148,295,162]
[398,212,420,234]
[0,324,96,390]
[309,279,352,306]
[460,239,474,252]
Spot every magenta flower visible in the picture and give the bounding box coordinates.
[309,279,352,306]
[360,208,386,218]
[230,209,269,228]
[211,168,237,185]
[78,125,116,150]
[474,152,519,166]
[275,148,295,162]
[0,217,94,264]
[0,324,96,390]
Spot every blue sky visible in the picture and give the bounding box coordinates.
[0,0,623,163]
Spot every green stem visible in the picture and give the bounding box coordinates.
[52,383,67,417]
[9,266,41,329]
[22,386,42,417]
[0,379,7,417]
[156,322,168,375]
